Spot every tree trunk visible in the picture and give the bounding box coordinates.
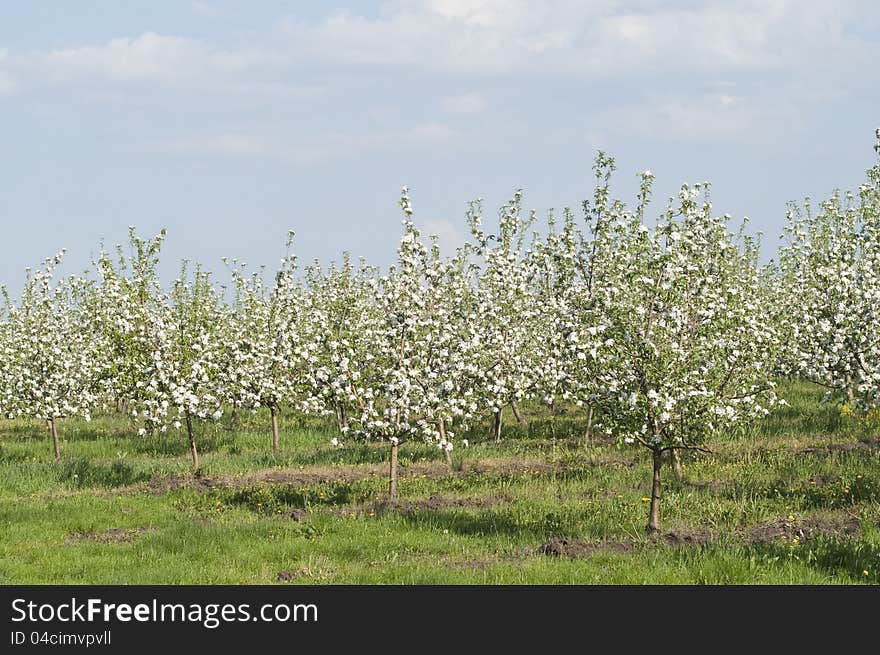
[338,403,348,435]
[584,405,594,445]
[389,440,399,498]
[439,419,452,469]
[271,405,280,453]
[186,412,200,476]
[510,401,526,424]
[47,418,60,460]
[492,407,503,443]
[671,448,683,481]
[647,447,663,533]
[230,398,239,429]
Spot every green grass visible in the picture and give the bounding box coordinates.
[1,380,879,584]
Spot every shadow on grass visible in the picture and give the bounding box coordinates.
[0,447,37,463]
[60,458,152,489]
[0,420,49,441]
[176,481,377,516]
[459,414,591,445]
[395,505,582,540]
[0,416,144,444]
[226,482,373,511]
[754,405,846,439]
[748,534,880,583]
[723,473,880,510]
[126,428,244,457]
[294,444,406,467]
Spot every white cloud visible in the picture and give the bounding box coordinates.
[153,133,271,158]
[150,122,459,164]
[0,2,874,155]
[0,71,17,95]
[603,92,803,142]
[3,3,875,99]
[0,50,17,95]
[277,3,575,74]
[418,218,467,256]
[441,92,487,115]
[276,1,876,77]
[405,121,457,143]
[191,2,222,18]
[424,0,534,31]
[30,33,210,83]
[584,128,609,152]
[10,32,283,95]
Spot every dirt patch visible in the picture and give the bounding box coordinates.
[805,474,838,487]
[452,558,497,570]
[795,437,880,455]
[277,570,301,582]
[115,467,371,496]
[458,459,563,477]
[277,566,333,581]
[344,494,509,517]
[247,458,564,487]
[603,459,638,469]
[661,529,715,546]
[142,473,221,494]
[67,526,155,544]
[540,512,870,557]
[118,456,565,497]
[251,466,381,487]
[685,479,729,493]
[745,514,862,545]
[378,494,508,513]
[539,537,634,558]
[286,508,308,522]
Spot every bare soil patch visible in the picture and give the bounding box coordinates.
[120,456,563,496]
[537,514,864,559]
[745,514,862,545]
[452,558,498,570]
[805,474,838,487]
[142,473,221,494]
[539,537,634,558]
[276,566,332,581]
[242,457,563,487]
[685,479,729,493]
[67,526,155,544]
[795,437,880,455]
[379,494,508,513]
[660,529,715,546]
[249,465,384,487]
[286,508,308,521]
[343,493,509,517]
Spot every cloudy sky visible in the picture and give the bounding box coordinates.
[1,1,878,292]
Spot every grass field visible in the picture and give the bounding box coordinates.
[1,380,879,584]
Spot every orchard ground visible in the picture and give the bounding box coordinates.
[1,380,878,584]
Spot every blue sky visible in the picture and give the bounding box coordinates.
[1,1,878,293]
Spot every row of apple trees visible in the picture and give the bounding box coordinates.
[1,130,877,531]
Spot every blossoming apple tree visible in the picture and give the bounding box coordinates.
[586,168,782,532]
[300,252,385,443]
[363,189,482,495]
[221,235,313,453]
[778,130,880,411]
[466,191,549,440]
[0,252,103,458]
